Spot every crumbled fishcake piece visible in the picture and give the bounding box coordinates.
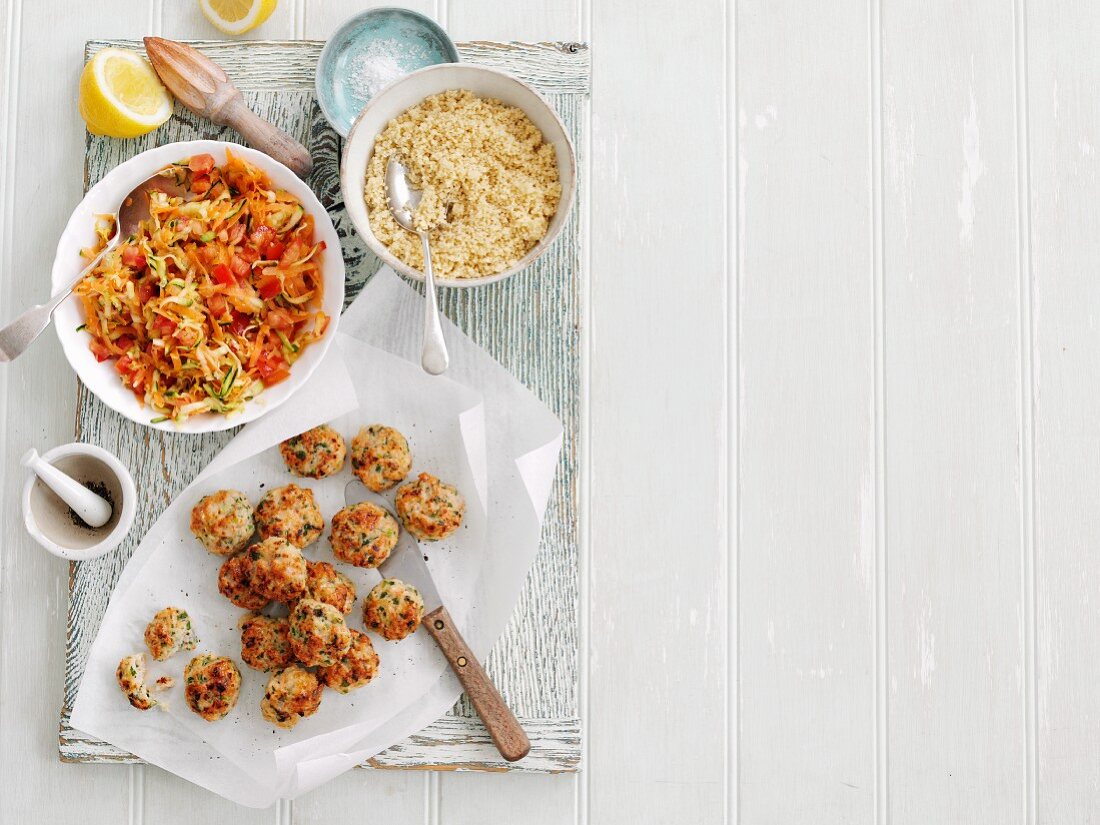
[144,606,198,661]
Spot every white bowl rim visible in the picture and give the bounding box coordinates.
[339,63,577,288]
[21,442,138,561]
[51,139,345,434]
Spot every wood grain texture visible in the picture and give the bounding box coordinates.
[60,37,587,776]
[1026,1,1100,821]
[881,2,1025,821]
[59,709,580,772]
[438,771,577,824]
[292,768,424,823]
[736,1,876,822]
[0,0,141,821]
[586,0,727,823]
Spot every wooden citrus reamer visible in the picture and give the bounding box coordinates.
[143,37,313,178]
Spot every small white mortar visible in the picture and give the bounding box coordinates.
[22,442,136,561]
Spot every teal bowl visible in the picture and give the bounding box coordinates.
[315,8,459,138]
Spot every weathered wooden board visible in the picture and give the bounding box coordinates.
[60,38,588,772]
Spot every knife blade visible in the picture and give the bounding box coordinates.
[343,479,442,611]
[343,477,530,762]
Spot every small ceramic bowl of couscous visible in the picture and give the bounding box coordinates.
[339,64,576,287]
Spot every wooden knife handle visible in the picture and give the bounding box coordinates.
[219,98,313,179]
[423,605,531,762]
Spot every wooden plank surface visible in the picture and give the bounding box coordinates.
[431,0,583,818]
[585,0,727,824]
[60,37,588,774]
[736,1,876,821]
[0,0,145,821]
[5,0,1100,823]
[1026,2,1100,822]
[880,2,1026,821]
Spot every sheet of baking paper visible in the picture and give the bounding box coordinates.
[70,268,563,807]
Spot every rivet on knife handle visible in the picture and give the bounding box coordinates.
[143,37,313,178]
[423,605,531,762]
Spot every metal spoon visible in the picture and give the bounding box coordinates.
[0,167,189,362]
[386,156,449,375]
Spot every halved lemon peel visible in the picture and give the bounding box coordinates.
[79,48,173,138]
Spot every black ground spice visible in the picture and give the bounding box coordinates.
[69,480,114,530]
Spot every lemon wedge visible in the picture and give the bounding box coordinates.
[79,49,173,138]
[199,0,278,35]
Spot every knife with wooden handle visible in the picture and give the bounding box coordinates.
[344,479,531,762]
[143,37,313,178]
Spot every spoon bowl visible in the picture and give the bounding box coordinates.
[0,167,188,362]
[385,156,450,375]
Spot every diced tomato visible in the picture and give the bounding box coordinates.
[115,355,133,376]
[257,275,282,299]
[250,225,276,250]
[198,244,220,266]
[188,154,215,174]
[211,263,235,286]
[238,245,260,264]
[230,254,251,279]
[116,336,134,351]
[190,174,211,196]
[279,240,305,267]
[263,240,285,260]
[89,340,111,363]
[137,281,155,304]
[295,217,315,246]
[122,245,147,270]
[256,350,290,384]
[227,222,246,246]
[228,311,250,336]
[208,294,228,318]
[154,315,177,334]
[267,308,294,331]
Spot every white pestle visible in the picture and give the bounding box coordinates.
[21,447,113,528]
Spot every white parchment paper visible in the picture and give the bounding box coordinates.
[70,268,564,807]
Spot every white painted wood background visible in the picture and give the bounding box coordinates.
[3,0,1098,822]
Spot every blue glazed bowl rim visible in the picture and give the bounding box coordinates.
[315,6,460,137]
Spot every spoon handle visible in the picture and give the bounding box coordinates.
[0,242,113,362]
[419,232,449,375]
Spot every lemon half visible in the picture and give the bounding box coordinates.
[199,0,278,35]
[79,48,173,138]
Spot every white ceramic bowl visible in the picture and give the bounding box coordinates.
[51,140,345,433]
[22,442,137,561]
[340,64,577,287]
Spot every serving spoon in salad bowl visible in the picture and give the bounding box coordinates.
[0,167,189,362]
[386,156,449,375]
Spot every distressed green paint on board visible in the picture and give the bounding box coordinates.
[60,39,588,772]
